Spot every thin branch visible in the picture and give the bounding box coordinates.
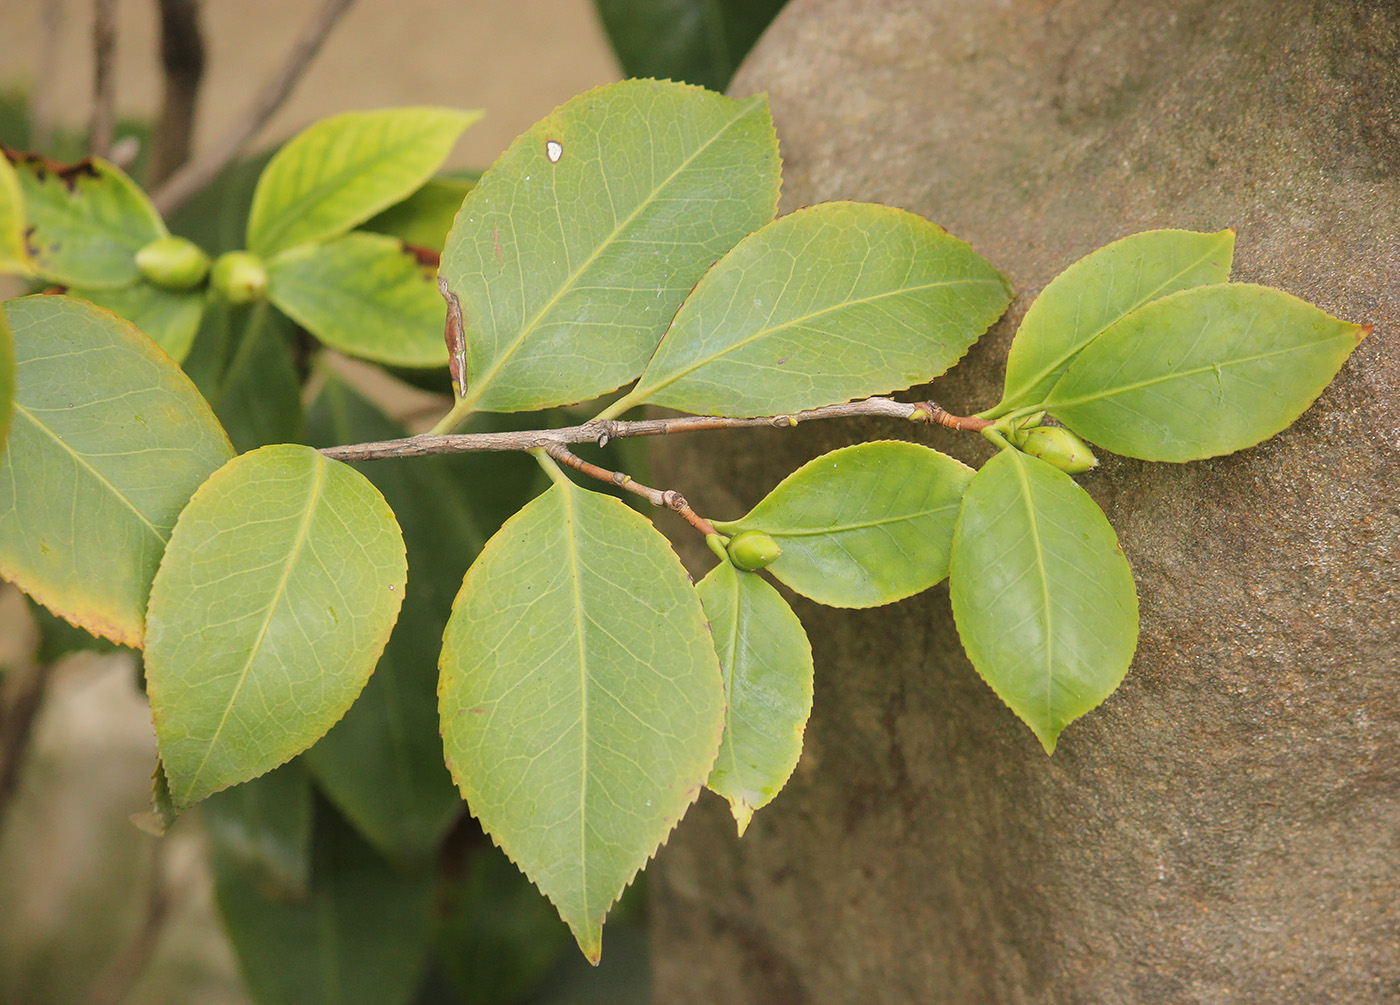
[89,0,120,157]
[151,0,358,215]
[318,396,969,464]
[543,442,718,536]
[0,659,55,838]
[146,0,204,187]
[84,838,176,1005]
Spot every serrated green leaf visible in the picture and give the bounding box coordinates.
[301,374,478,863]
[1042,283,1369,461]
[203,760,313,897]
[438,78,780,415]
[595,0,789,92]
[712,441,974,608]
[145,443,407,809]
[267,232,446,367]
[0,295,232,646]
[949,448,1138,753]
[363,174,476,250]
[67,281,204,362]
[5,152,165,288]
[697,561,813,835]
[0,153,32,275]
[214,800,435,1005]
[439,476,724,962]
[247,107,481,257]
[992,228,1235,415]
[613,202,1011,417]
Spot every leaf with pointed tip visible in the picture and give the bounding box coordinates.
[1042,283,1369,462]
[991,228,1235,415]
[247,107,480,257]
[0,154,32,275]
[613,202,1010,417]
[145,443,407,809]
[214,800,435,1005]
[712,441,973,608]
[439,478,724,962]
[68,281,204,362]
[267,232,446,367]
[439,78,780,413]
[949,448,1138,753]
[0,295,232,646]
[6,152,165,288]
[697,561,812,835]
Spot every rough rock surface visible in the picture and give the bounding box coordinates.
[647,2,1399,1002]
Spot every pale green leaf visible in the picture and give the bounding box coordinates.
[0,303,12,455]
[949,448,1138,753]
[1042,283,1369,461]
[0,154,32,275]
[992,228,1235,415]
[267,231,446,367]
[247,107,481,257]
[0,295,232,646]
[613,202,1011,417]
[712,441,974,608]
[214,802,435,1005]
[438,78,780,414]
[363,173,476,250]
[439,477,724,962]
[6,152,165,288]
[68,281,204,362]
[145,443,407,809]
[697,561,813,835]
[203,761,313,897]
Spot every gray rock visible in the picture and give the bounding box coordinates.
[647,1,1400,1002]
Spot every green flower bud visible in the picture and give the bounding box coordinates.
[134,235,211,290]
[210,251,269,304]
[727,529,782,571]
[1005,411,1047,449]
[1018,425,1098,474]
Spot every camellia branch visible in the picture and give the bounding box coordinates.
[151,0,358,214]
[146,0,205,187]
[543,441,719,536]
[317,396,990,464]
[89,0,120,157]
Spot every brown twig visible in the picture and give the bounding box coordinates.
[89,0,120,157]
[84,838,176,1005]
[543,442,718,536]
[912,402,995,432]
[151,0,358,214]
[146,0,205,187]
[318,395,963,463]
[0,659,55,838]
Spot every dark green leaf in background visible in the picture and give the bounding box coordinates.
[713,441,974,608]
[0,295,232,646]
[203,760,314,898]
[439,475,724,961]
[267,232,446,367]
[1043,283,1369,461]
[612,202,1011,417]
[991,228,1234,415]
[6,152,165,288]
[67,281,204,362]
[145,443,407,809]
[949,448,1138,753]
[247,107,480,258]
[594,0,790,92]
[697,561,813,835]
[363,173,477,251]
[438,78,780,415]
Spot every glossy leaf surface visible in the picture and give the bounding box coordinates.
[0,295,232,646]
[697,561,813,835]
[1043,283,1368,461]
[949,448,1138,753]
[247,107,480,257]
[146,443,407,809]
[439,79,780,413]
[619,202,1011,417]
[302,375,477,863]
[268,232,446,367]
[214,802,435,1005]
[6,152,165,288]
[440,478,724,961]
[595,0,789,92]
[0,154,30,274]
[994,228,1234,414]
[68,281,204,362]
[713,441,974,608]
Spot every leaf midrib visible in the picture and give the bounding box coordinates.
[559,483,590,919]
[737,502,960,538]
[1009,452,1055,726]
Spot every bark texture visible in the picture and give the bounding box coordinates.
[648,2,1400,1002]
